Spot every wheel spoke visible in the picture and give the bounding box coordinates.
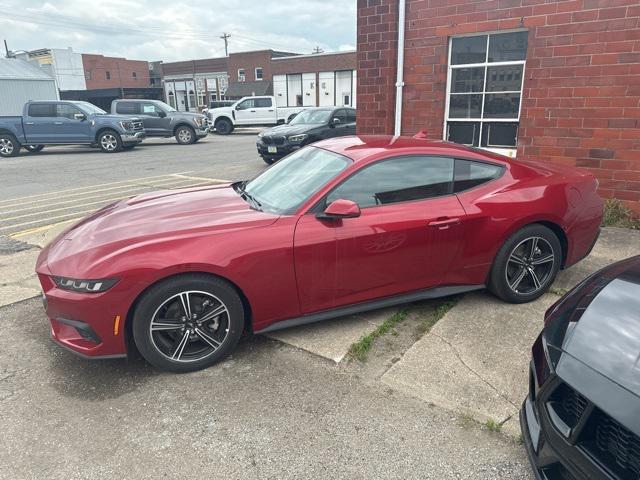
[528,237,539,259]
[151,320,183,331]
[531,254,554,265]
[171,331,190,360]
[194,328,221,350]
[508,254,527,267]
[528,268,542,290]
[198,303,227,323]
[509,267,527,291]
[179,292,192,318]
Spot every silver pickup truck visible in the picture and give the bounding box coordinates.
[111,99,209,145]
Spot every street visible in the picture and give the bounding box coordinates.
[0,134,533,479]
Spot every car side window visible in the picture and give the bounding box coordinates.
[56,104,83,120]
[237,99,255,110]
[116,102,139,115]
[326,156,455,208]
[333,109,347,124]
[346,109,356,123]
[254,98,272,108]
[140,103,162,116]
[28,103,56,117]
[453,159,504,192]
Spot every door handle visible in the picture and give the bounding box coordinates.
[25,122,34,125]
[250,110,256,112]
[54,121,63,125]
[268,109,274,112]
[428,217,460,229]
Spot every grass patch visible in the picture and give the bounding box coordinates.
[348,308,409,361]
[602,198,640,230]
[548,287,568,297]
[485,418,502,433]
[415,297,459,337]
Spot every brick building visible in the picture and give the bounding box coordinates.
[357,0,640,212]
[82,54,150,89]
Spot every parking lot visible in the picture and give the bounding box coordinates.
[0,133,541,479]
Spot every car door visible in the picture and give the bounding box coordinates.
[254,97,276,124]
[54,103,93,142]
[138,102,168,135]
[23,103,57,143]
[293,155,466,313]
[328,109,350,138]
[345,109,357,135]
[234,98,255,125]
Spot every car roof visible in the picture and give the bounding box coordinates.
[312,135,513,165]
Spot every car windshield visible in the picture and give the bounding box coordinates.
[75,102,106,115]
[289,109,333,125]
[240,147,350,214]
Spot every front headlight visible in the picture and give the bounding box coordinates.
[193,117,206,127]
[288,134,307,142]
[52,276,118,293]
[119,121,134,131]
[257,132,263,138]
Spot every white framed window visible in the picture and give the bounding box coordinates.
[238,69,245,82]
[444,30,528,156]
[255,67,263,81]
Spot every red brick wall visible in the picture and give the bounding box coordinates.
[271,52,356,75]
[82,54,150,89]
[227,50,275,82]
[357,0,640,212]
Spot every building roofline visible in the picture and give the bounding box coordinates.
[271,50,356,60]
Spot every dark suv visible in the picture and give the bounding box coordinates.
[256,107,356,164]
[111,100,208,145]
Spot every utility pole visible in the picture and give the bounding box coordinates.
[220,33,230,57]
[4,39,11,58]
[312,46,324,54]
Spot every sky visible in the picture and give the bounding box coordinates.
[0,0,356,61]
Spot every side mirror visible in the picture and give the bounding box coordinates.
[330,117,341,127]
[158,110,167,118]
[317,199,361,220]
[74,113,86,121]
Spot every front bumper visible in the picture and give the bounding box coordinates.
[121,131,146,144]
[195,125,209,138]
[256,139,302,159]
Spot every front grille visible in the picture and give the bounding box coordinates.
[586,409,640,479]
[549,383,589,428]
[132,121,144,131]
[262,135,285,146]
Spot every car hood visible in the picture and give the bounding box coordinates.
[559,257,640,397]
[262,123,323,136]
[39,184,279,275]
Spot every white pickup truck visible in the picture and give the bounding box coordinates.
[207,96,308,135]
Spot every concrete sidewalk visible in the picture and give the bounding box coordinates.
[381,227,640,437]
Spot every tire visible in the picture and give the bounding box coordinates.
[24,144,44,153]
[488,224,562,303]
[132,274,245,373]
[214,118,234,135]
[175,125,196,145]
[261,155,276,165]
[0,133,20,158]
[98,130,122,153]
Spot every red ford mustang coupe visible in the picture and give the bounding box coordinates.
[36,136,603,372]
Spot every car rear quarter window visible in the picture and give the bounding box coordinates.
[115,102,139,115]
[454,159,503,192]
[327,156,454,208]
[28,103,56,117]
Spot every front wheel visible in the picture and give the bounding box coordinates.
[24,144,44,153]
[132,274,245,373]
[175,125,196,144]
[0,134,20,158]
[98,130,122,153]
[488,224,562,303]
[214,118,234,135]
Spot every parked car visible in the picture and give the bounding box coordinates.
[207,96,308,135]
[111,99,208,145]
[521,256,640,480]
[256,107,356,164]
[36,136,602,372]
[0,101,145,157]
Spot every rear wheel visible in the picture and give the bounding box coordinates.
[132,274,245,373]
[175,125,196,144]
[98,130,122,153]
[24,144,44,153]
[215,118,234,135]
[0,134,20,158]
[489,224,562,303]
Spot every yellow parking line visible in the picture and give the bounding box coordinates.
[0,177,217,217]
[170,174,230,183]
[9,218,82,238]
